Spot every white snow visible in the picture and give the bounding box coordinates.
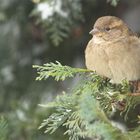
[37,0,68,20]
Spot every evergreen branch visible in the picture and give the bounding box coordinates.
[36,62,140,140]
[79,90,130,140]
[128,126,140,140]
[33,61,92,81]
[121,95,140,121]
[46,16,70,46]
[0,117,8,140]
[32,0,83,46]
[79,87,110,124]
[63,111,86,140]
[39,112,68,134]
[38,93,78,134]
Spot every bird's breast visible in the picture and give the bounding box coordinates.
[85,39,112,78]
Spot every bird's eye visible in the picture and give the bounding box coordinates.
[105,27,111,31]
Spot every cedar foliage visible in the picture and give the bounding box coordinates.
[34,61,140,140]
[0,117,8,140]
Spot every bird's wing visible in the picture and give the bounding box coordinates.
[106,36,140,82]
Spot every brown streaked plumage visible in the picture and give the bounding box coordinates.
[85,16,140,89]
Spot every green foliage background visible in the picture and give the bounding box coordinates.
[0,0,140,139]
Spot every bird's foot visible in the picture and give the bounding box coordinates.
[129,80,140,96]
[129,80,140,93]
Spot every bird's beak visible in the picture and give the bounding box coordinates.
[89,28,99,35]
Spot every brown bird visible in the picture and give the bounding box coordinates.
[85,16,140,93]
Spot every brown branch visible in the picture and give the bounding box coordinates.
[128,93,140,96]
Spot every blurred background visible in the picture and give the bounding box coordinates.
[0,0,140,139]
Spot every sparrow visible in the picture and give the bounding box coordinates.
[85,16,140,92]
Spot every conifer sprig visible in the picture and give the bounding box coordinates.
[34,61,140,140]
[33,61,92,81]
[0,117,8,140]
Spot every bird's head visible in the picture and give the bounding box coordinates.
[90,16,134,44]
